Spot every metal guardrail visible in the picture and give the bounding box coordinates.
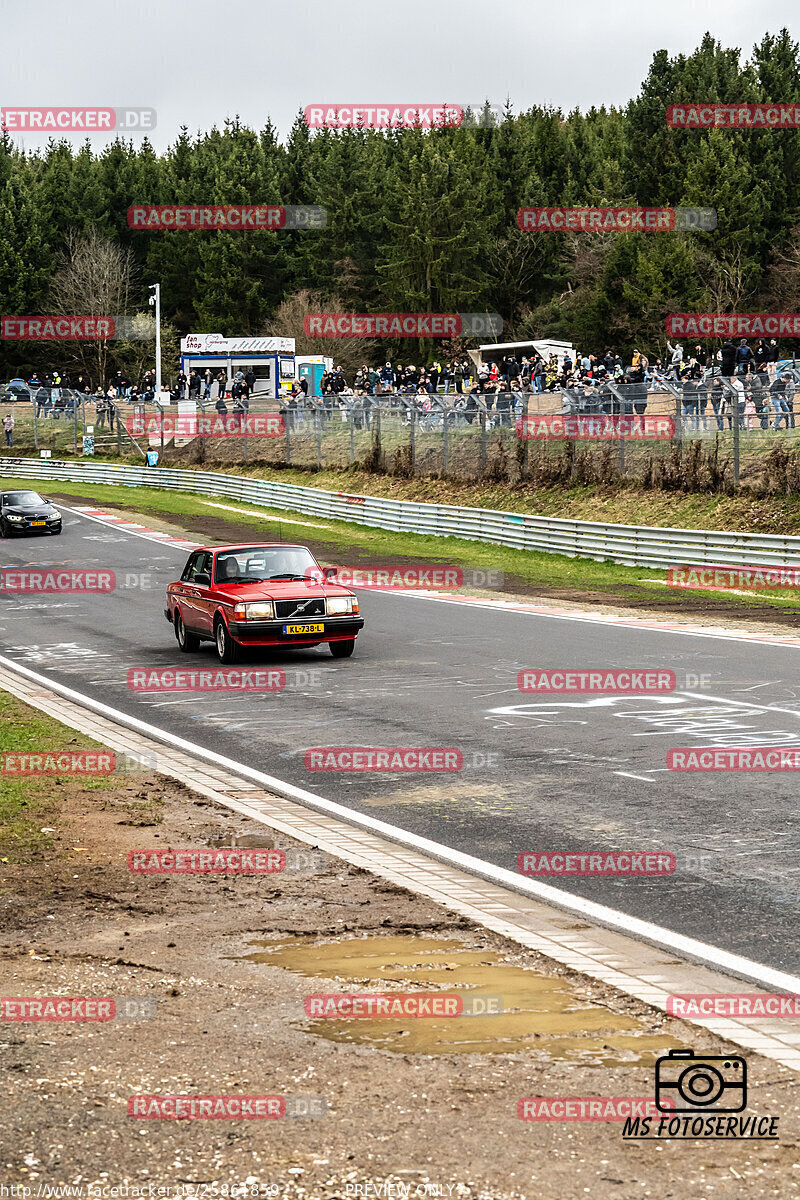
[4,456,800,570]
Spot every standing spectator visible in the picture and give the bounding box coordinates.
[454,360,464,394]
[380,362,394,393]
[428,362,440,392]
[767,338,780,381]
[720,339,737,377]
[3,412,14,446]
[735,340,753,376]
[245,368,256,397]
[441,362,452,394]
[203,369,213,399]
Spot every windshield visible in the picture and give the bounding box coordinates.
[214,546,318,585]
[3,491,45,507]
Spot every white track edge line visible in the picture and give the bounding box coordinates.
[57,503,800,650]
[1,651,798,997]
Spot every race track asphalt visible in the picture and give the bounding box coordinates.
[2,504,799,974]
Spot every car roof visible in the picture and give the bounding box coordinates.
[193,543,310,554]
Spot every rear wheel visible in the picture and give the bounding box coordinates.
[175,610,200,653]
[215,617,240,663]
[330,638,356,658]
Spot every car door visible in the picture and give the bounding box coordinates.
[174,552,205,631]
[190,551,215,635]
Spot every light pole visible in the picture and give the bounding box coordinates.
[148,283,161,398]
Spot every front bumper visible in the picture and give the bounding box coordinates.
[228,616,364,645]
[5,518,61,532]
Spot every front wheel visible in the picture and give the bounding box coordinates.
[215,618,240,663]
[175,610,200,653]
[330,638,356,658]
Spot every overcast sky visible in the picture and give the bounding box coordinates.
[2,0,799,152]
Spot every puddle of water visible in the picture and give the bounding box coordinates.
[237,933,682,1065]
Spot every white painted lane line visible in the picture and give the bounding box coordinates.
[200,501,333,529]
[614,771,656,782]
[386,591,800,650]
[0,650,798,997]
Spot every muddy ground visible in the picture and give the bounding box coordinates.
[0,750,798,1198]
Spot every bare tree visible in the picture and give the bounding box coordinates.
[49,228,138,387]
[760,225,800,309]
[264,288,377,380]
[694,244,751,313]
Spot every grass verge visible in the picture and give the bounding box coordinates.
[0,691,162,860]
[3,475,800,621]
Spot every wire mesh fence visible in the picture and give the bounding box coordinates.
[3,374,800,493]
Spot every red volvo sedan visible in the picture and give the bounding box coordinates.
[165,543,364,663]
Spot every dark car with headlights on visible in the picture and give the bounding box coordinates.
[165,543,364,663]
[0,490,62,536]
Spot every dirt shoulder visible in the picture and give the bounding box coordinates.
[0,696,797,1199]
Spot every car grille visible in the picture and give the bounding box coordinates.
[274,597,326,620]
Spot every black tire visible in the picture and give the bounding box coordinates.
[51,526,62,535]
[215,617,240,664]
[175,610,200,653]
[330,638,356,658]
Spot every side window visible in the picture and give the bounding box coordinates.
[181,552,201,582]
[196,552,212,581]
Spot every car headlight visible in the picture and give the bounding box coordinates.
[232,601,274,620]
[49,509,61,519]
[326,596,357,615]
[7,515,23,522]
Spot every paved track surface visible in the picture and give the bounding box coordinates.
[2,505,799,973]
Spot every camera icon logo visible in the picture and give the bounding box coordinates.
[655,1049,747,1113]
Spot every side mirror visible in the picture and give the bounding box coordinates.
[323,566,338,580]
[194,572,211,586]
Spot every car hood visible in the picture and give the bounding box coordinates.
[3,504,58,516]
[211,580,354,601]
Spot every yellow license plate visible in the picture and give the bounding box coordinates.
[284,622,325,635]
[30,521,46,526]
